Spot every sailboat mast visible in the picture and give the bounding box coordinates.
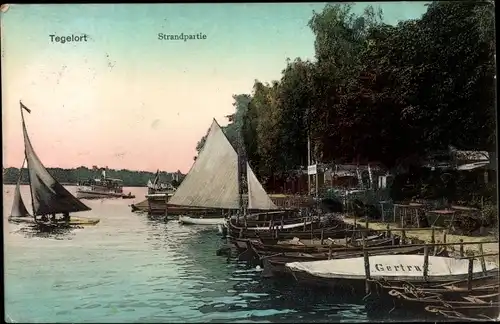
[19,101,37,219]
[237,142,244,216]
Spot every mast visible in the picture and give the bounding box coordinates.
[237,118,246,217]
[19,101,37,219]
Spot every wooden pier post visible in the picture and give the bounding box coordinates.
[320,229,324,245]
[363,246,371,294]
[328,244,333,260]
[164,195,168,219]
[478,243,487,274]
[401,229,406,245]
[467,256,474,291]
[423,245,429,281]
[303,217,307,231]
[365,217,369,231]
[386,223,391,238]
[431,227,435,254]
[442,230,447,254]
[459,239,464,257]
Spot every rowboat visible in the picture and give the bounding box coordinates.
[285,255,498,293]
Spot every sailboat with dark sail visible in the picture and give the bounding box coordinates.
[170,119,279,225]
[10,101,100,227]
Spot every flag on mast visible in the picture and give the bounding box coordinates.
[20,102,31,114]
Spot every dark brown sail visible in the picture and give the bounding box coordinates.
[21,103,91,216]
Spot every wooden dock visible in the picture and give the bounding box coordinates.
[343,216,499,262]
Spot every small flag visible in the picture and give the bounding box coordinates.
[20,102,31,114]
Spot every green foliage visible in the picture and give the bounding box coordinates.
[194,2,496,194]
[3,166,183,187]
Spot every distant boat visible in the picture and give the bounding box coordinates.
[147,170,176,196]
[122,192,135,199]
[8,101,99,227]
[170,119,278,225]
[76,169,126,199]
[144,170,176,208]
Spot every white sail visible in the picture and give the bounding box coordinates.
[246,163,278,210]
[168,119,240,209]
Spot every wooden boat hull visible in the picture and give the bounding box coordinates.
[76,190,123,199]
[248,234,393,255]
[261,245,435,278]
[227,219,352,241]
[8,216,100,226]
[178,215,226,225]
[425,303,500,321]
[131,198,224,216]
[373,275,500,318]
[286,255,498,294]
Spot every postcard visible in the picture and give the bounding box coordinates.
[2,2,497,323]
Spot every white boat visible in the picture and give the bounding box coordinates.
[145,192,174,199]
[168,119,278,225]
[178,215,227,225]
[8,102,94,227]
[286,254,498,283]
[237,220,315,231]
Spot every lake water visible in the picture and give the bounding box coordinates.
[4,185,424,323]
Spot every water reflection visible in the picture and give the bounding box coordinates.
[145,221,432,323]
[11,223,80,240]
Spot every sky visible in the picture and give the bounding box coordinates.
[1,2,429,173]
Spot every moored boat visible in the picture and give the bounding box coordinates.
[168,119,282,225]
[285,254,498,291]
[260,244,443,278]
[178,215,227,225]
